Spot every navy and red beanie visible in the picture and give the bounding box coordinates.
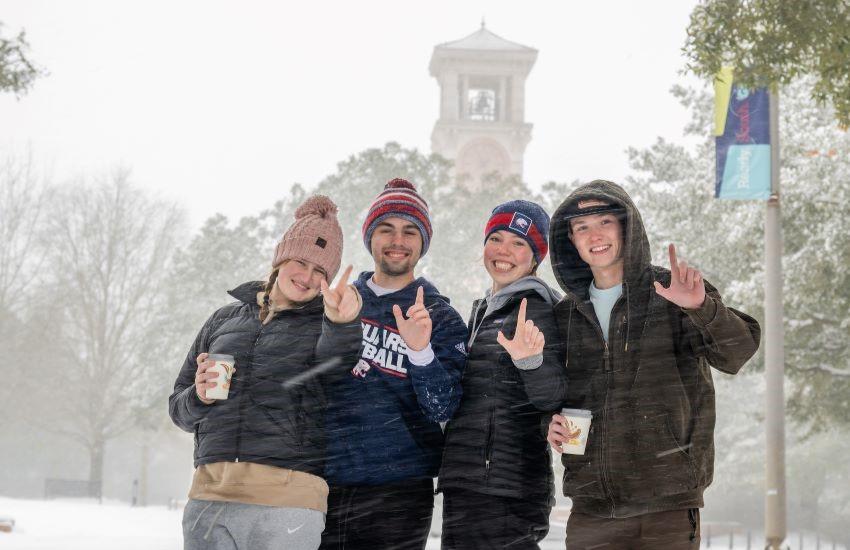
[362,178,432,256]
[485,199,550,265]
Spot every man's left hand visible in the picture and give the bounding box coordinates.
[392,286,431,352]
[653,243,706,310]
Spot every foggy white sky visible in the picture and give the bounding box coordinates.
[1,1,703,228]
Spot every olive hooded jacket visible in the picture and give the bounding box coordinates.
[549,180,761,518]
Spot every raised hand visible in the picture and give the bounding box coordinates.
[496,298,545,361]
[653,243,706,310]
[392,286,431,352]
[321,265,362,323]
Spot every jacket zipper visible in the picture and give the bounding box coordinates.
[235,323,265,462]
[484,406,496,478]
[580,298,623,517]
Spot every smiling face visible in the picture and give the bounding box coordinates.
[484,230,536,292]
[274,258,327,306]
[568,210,625,277]
[369,217,423,280]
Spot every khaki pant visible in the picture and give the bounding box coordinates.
[566,508,700,550]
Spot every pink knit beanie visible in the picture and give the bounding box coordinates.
[272,195,343,281]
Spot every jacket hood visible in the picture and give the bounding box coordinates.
[354,271,453,305]
[482,276,562,320]
[550,180,651,297]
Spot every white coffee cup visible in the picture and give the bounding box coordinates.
[560,408,592,455]
[206,354,235,400]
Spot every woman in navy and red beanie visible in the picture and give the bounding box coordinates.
[438,199,568,549]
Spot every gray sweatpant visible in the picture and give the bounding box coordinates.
[183,499,324,550]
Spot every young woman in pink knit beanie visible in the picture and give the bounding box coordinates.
[169,195,362,550]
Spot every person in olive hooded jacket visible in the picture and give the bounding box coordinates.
[546,180,761,549]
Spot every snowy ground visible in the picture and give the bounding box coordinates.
[0,497,844,550]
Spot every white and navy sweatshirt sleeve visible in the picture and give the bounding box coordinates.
[406,299,468,423]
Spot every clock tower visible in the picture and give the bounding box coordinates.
[429,23,537,185]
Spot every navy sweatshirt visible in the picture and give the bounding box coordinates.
[323,272,468,486]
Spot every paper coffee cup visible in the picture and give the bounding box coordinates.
[205,354,235,400]
[560,408,592,455]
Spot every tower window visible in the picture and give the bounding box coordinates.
[468,88,496,121]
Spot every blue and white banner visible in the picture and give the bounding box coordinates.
[714,68,771,200]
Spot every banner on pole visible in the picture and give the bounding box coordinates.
[714,68,771,200]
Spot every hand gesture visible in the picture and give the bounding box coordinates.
[653,243,706,310]
[195,353,236,405]
[392,286,431,352]
[321,265,362,323]
[496,298,545,361]
[547,413,582,454]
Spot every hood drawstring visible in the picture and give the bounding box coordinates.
[467,299,487,349]
[624,283,630,352]
[564,305,573,369]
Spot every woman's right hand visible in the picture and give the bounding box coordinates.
[195,353,223,405]
[547,413,580,454]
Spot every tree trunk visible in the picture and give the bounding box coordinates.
[88,437,105,501]
[139,435,149,507]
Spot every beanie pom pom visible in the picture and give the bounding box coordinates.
[295,195,338,220]
[385,178,417,191]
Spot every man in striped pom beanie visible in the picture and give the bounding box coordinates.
[321,178,468,550]
[361,177,433,274]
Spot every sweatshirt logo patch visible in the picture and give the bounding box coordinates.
[509,212,532,235]
[354,318,409,379]
[454,342,466,355]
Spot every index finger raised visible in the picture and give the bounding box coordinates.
[333,265,353,294]
[416,285,424,305]
[517,297,528,327]
[668,243,679,277]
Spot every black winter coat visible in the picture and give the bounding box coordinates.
[438,281,566,503]
[168,281,361,477]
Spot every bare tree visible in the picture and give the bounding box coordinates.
[0,152,48,320]
[34,170,184,496]
[0,152,49,412]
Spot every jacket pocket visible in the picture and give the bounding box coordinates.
[560,423,606,499]
[615,409,697,501]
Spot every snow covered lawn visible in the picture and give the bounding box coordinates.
[0,497,182,550]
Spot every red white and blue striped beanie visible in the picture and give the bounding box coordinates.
[484,199,550,265]
[362,178,432,256]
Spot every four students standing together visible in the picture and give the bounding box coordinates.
[170,178,761,550]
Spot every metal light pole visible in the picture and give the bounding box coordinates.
[764,87,787,550]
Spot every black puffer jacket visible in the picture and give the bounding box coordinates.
[550,180,761,518]
[438,277,566,503]
[168,281,361,477]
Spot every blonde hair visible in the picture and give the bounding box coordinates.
[258,267,281,321]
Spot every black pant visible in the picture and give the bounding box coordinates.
[320,479,434,550]
[566,508,700,550]
[441,488,551,550]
